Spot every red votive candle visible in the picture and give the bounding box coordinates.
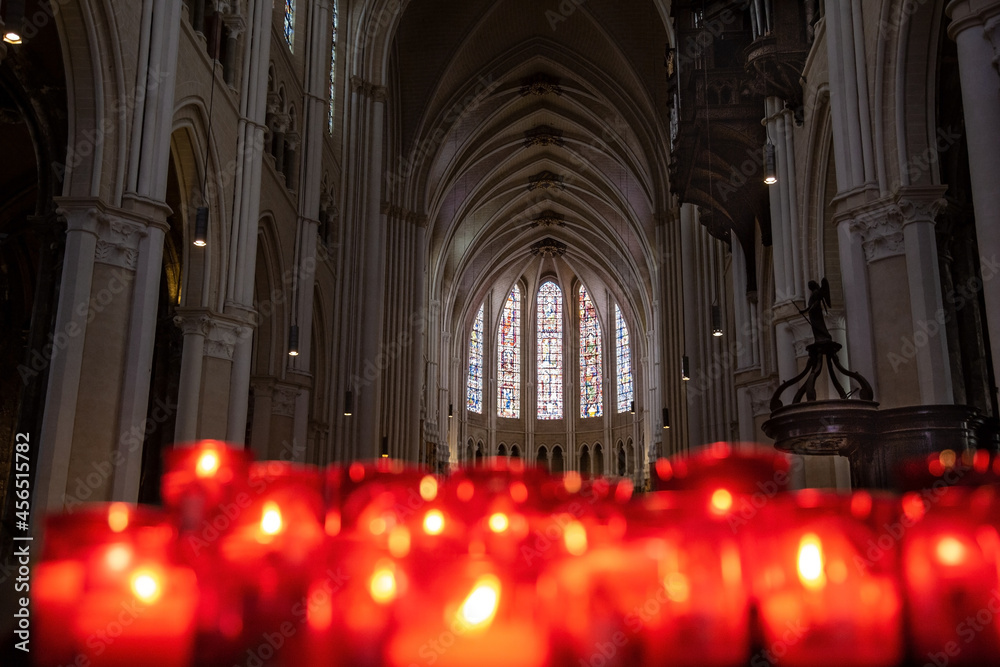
[902,485,1000,666]
[751,492,903,667]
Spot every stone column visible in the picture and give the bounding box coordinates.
[272,113,289,174]
[222,14,245,88]
[834,211,879,398]
[110,202,170,501]
[947,0,1000,398]
[224,0,273,442]
[34,203,101,511]
[897,186,953,404]
[173,312,208,443]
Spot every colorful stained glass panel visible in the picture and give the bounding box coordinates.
[616,304,633,412]
[497,286,521,418]
[467,304,484,413]
[537,281,563,420]
[579,285,603,417]
[284,0,295,50]
[328,2,338,133]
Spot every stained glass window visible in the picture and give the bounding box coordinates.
[328,1,338,134]
[497,286,521,418]
[467,304,484,413]
[284,0,295,51]
[615,304,633,412]
[579,285,603,417]
[537,281,563,419]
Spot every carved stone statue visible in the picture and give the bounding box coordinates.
[800,278,832,343]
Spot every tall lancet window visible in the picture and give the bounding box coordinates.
[497,286,521,418]
[579,285,603,417]
[284,0,295,50]
[537,281,564,420]
[328,1,338,133]
[467,304,484,413]
[615,304,633,412]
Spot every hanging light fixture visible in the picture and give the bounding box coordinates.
[764,141,777,185]
[381,436,389,458]
[681,355,691,381]
[3,0,24,44]
[344,390,353,416]
[287,324,299,356]
[448,403,454,419]
[712,304,723,337]
[630,400,636,415]
[193,207,208,247]
[193,25,220,246]
[662,408,670,429]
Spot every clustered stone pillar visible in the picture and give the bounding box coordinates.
[947,0,1000,399]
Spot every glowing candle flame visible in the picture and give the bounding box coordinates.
[419,475,438,501]
[131,570,161,604]
[936,537,967,566]
[107,503,130,533]
[196,450,221,478]
[423,510,445,535]
[104,544,132,572]
[488,513,509,533]
[370,566,398,604]
[260,502,283,536]
[459,574,501,628]
[710,488,733,515]
[564,520,588,556]
[797,533,826,590]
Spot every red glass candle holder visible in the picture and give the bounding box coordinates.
[161,440,252,534]
[749,492,904,667]
[902,485,1000,666]
[35,504,198,667]
[653,442,792,495]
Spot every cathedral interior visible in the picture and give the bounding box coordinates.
[2,0,1000,663]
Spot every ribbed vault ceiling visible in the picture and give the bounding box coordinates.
[387,0,673,339]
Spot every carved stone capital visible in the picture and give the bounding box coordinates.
[266,91,282,115]
[173,311,247,359]
[271,112,291,134]
[173,313,211,337]
[223,15,247,39]
[272,383,300,417]
[351,75,388,101]
[284,131,301,150]
[849,203,904,263]
[205,317,250,360]
[894,185,949,227]
[94,213,148,270]
[748,381,778,417]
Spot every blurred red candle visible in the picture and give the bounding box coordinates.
[388,559,548,667]
[34,503,198,667]
[752,494,903,667]
[902,486,1000,665]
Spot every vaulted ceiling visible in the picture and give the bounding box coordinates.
[385,0,675,339]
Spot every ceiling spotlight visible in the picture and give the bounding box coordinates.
[287,324,299,356]
[3,0,24,44]
[764,142,777,185]
[194,207,208,247]
[712,305,723,337]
